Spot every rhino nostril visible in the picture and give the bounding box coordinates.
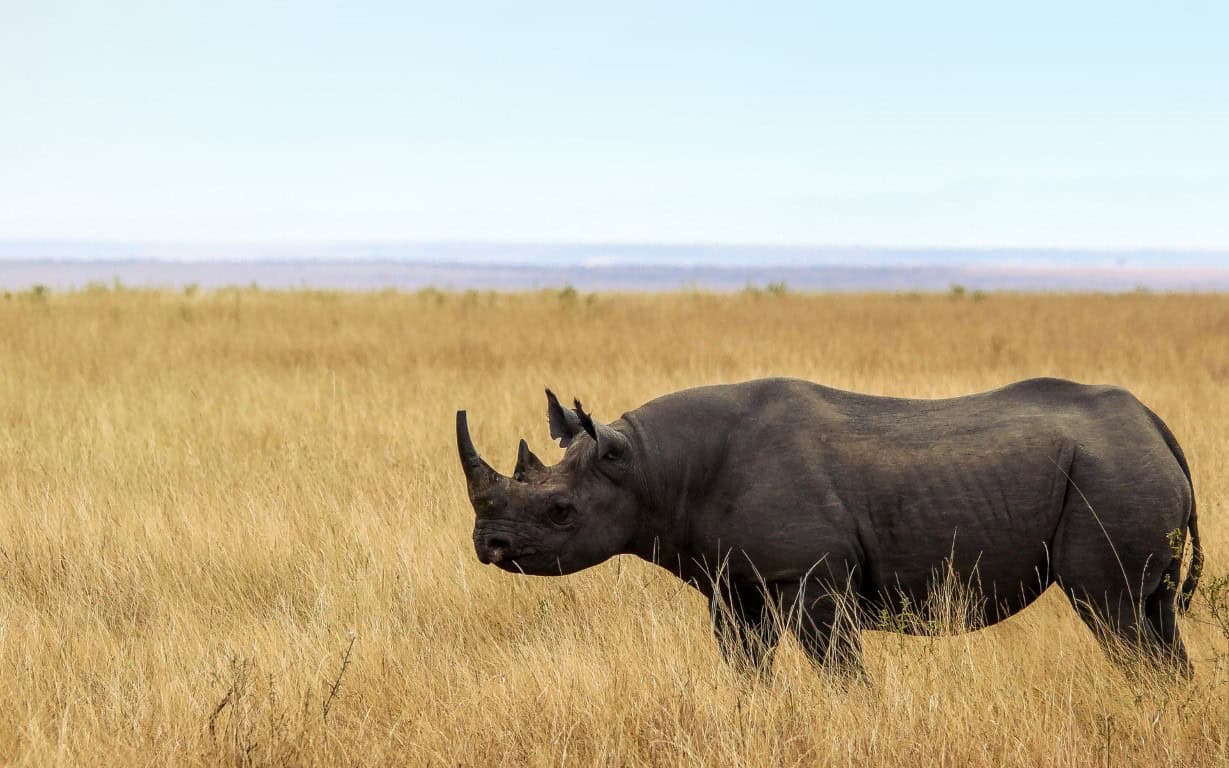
[486,536,511,563]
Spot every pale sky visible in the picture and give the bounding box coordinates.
[2,1,1227,249]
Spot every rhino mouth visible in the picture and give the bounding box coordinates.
[490,550,560,575]
[494,550,539,571]
[476,542,540,570]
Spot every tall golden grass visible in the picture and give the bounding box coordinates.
[0,286,1226,766]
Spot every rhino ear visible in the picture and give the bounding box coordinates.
[573,399,631,463]
[546,388,584,448]
[513,438,546,480]
[573,399,599,441]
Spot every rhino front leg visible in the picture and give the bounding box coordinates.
[778,577,868,682]
[710,580,781,675]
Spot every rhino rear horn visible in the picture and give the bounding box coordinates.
[546,388,584,447]
[456,411,503,493]
[514,438,546,480]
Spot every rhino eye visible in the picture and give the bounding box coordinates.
[548,502,575,526]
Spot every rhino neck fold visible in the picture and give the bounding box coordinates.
[620,407,733,577]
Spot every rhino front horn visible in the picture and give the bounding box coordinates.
[456,411,502,492]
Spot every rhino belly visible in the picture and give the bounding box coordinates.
[861,478,1065,629]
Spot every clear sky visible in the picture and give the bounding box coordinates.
[2,1,1227,249]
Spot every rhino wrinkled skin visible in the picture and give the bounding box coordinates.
[457,377,1203,678]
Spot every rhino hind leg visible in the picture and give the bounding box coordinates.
[1062,557,1191,678]
[1050,449,1193,677]
[1141,556,1193,676]
[710,580,781,675]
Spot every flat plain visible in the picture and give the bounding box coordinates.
[0,287,1226,766]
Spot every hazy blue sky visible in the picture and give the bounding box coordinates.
[2,1,1227,248]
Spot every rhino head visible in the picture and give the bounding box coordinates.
[456,389,646,575]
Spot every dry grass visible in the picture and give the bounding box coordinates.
[1,286,1227,766]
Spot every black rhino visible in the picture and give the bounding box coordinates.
[457,377,1203,678]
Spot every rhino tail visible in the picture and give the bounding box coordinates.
[1178,499,1203,613]
[1144,406,1202,613]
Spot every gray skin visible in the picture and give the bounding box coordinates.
[457,377,1204,679]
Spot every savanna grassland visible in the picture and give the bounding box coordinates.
[1,286,1227,767]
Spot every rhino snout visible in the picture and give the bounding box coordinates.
[476,532,512,565]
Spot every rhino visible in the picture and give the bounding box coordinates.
[457,377,1203,678]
